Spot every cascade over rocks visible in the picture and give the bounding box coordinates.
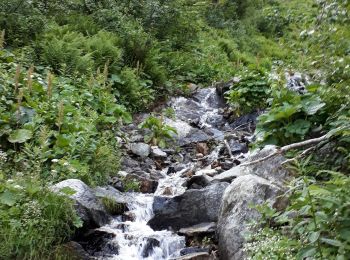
[148,182,229,231]
[62,85,259,259]
[217,146,291,260]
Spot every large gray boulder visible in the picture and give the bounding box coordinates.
[51,179,111,230]
[148,182,229,231]
[217,146,291,260]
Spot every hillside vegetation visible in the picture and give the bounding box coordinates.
[0,0,349,259]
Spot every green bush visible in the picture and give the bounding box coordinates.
[255,87,326,145]
[0,177,81,259]
[0,51,128,185]
[0,1,47,47]
[37,27,92,74]
[245,166,350,259]
[226,70,271,116]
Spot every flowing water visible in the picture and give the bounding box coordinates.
[97,88,228,259]
[100,193,185,260]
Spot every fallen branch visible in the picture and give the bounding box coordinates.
[281,145,317,165]
[240,134,329,166]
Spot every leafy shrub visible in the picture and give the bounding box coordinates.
[111,67,155,111]
[0,51,128,185]
[37,27,92,74]
[245,166,350,259]
[257,6,290,37]
[139,115,177,148]
[226,70,271,116]
[0,1,47,47]
[37,27,123,75]
[255,86,326,145]
[0,177,81,259]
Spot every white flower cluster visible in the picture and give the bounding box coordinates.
[0,150,7,162]
[243,229,295,260]
[22,200,43,229]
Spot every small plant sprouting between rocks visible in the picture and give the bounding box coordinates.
[100,196,126,215]
[138,115,177,148]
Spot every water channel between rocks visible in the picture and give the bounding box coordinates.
[94,87,255,259]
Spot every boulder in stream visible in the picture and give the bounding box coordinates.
[51,179,111,229]
[148,182,229,231]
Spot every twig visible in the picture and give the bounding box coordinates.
[240,134,329,166]
[281,145,317,165]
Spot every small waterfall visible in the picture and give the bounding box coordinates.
[95,87,237,259]
[100,193,185,260]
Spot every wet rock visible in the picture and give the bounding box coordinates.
[167,166,177,174]
[195,169,217,177]
[165,118,212,146]
[220,161,234,171]
[180,247,210,256]
[59,241,92,260]
[94,186,132,205]
[148,182,229,231]
[229,112,260,131]
[121,156,140,171]
[129,142,151,158]
[286,72,308,94]
[122,211,136,222]
[140,178,158,193]
[78,230,119,258]
[193,88,225,109]
[217,146,291,259]
[142,238,161,257]
[185,175,213,189]
[196,143,209,155]
[170,252,212,260]
[108,176,124,192]
[151,146,167,158]
[213,166,247,183]
[124,172,159,193]
[178,222,216,237]
[51,179,111,230]
[228,140,248,154]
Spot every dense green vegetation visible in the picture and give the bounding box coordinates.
[0,0,348,259]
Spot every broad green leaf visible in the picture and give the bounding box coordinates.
[298,246,317,258]
[321,238,342,247]
[285,119,311,135]
[301,96,325,115]
[309,231,320,243]
[8,129,33,143]
[0,190,17,206]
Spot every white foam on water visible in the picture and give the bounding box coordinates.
[99,193,185,260]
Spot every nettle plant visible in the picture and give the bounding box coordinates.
[138,115,177,148]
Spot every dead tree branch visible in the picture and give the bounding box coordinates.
[240,134,329,166]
